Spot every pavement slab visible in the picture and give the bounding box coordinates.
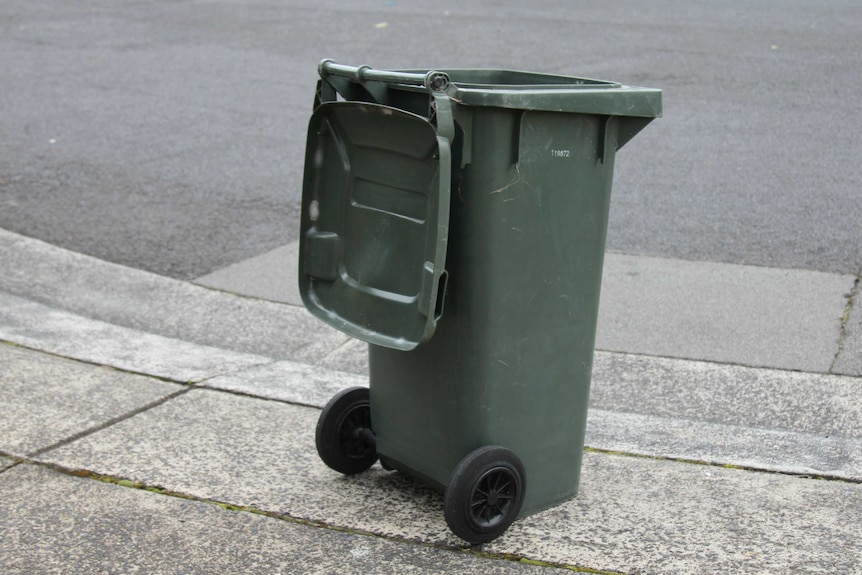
[202,359,367,408]
[0,343,182,457]
[315,338,374,375]
[33,386,862,574]
[591,352,862,438]
[0,456,15,472]
[597,253,853,373]
[37,389,455,542]
[0,464,561,575]
[588,409,862,481]
[196,242,302,305]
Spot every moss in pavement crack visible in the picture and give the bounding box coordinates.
[583,447,860,484]
[50,464,633,574]
[830,270,860,373]
[480,551,628,574]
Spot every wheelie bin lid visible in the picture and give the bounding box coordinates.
[298,100,452,351]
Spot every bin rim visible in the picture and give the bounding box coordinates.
[399,67,623,89]
[318,61,662,119]
[413,69,661,118]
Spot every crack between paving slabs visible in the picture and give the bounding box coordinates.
[192,357,349,409]
[829,269,860,374]
[315,336,366,371]
[7,458,630,575]
[583,446,862,484]
[26,387,194,459]
[194,382,327,410]
[0,337,240,386]
[0,336,290,399]
[595,346,839,377]
[0,452,26,473]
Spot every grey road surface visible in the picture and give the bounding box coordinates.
[2,0,861,279]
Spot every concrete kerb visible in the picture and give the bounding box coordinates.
[0,229,351,368]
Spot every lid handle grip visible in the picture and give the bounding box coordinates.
[319,59,450,93]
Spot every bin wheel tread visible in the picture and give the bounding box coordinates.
[444,445,526,545]
[316,387,377,475]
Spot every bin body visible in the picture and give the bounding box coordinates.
[370,107,617,515]
[300,63,661,517]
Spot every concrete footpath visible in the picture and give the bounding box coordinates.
[1,227,861,574]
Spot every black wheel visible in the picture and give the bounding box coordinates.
[315,387,377,475]
[444,446,526,545]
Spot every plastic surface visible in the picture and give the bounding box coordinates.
[302,61,661,532]
[369,106,625,516]
[299,101,452,350]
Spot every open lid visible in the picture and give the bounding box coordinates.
[298,102,452,351]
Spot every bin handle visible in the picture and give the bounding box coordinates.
[319,59,450,93]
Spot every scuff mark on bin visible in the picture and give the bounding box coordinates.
[491,165,521,194]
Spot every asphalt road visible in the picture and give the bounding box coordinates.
[2,0,860,279]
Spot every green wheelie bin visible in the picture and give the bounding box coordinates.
[300,60,661,544]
